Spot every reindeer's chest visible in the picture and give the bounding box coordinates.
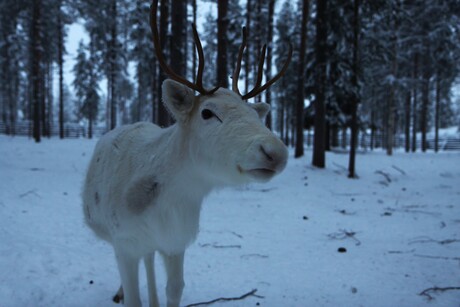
[117,184,205,256]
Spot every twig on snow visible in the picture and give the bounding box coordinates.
[375,170,391,184]
[414,254,460,261]
[19,189,41,198]
[332,162,347,171]
[184,289,264,307]
[241,253,269,259]
[419,286,460,301]
[409,236,460,245]
[199,243,241,249]
[391,165,406,175]
[327,229,361,246]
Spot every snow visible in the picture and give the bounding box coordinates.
[0,135,459,307]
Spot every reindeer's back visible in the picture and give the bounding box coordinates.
[82,122,163,242]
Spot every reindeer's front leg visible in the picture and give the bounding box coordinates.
[114,248,141,307]
[144,253,160,307]
[162,252,185,307]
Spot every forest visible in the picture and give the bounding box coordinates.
[1,1,459,165]
[1,2,460,305]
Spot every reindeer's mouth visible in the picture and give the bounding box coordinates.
[246,168,277,181]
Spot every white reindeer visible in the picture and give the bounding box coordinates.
[82,2,292,306]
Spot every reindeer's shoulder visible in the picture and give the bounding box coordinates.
[98,122,161,149]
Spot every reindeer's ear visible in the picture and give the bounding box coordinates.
[162,79,195,123]
[250,102,270,120]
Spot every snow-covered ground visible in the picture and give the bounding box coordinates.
[0,135,459,307]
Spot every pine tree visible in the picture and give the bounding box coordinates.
[31,0,43,142]
[72,41,100,138]
[202,10,217,88]
[312,0,327,168]
[128,0,157,123]
[217,0,229,88]
[274,0,298,144]
[0,0,26,136]
[294,0,308,158]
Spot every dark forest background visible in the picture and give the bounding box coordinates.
[1,0,460,174]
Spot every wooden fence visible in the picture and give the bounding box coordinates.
[2,121,459,151]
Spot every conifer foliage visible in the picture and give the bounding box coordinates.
[0,0,458,174]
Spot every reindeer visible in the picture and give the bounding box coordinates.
[82,1,292,306]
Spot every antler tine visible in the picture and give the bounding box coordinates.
[243,44,267,99]
[232,27,247,96]
[192,23,205,90]
[242,43,293,100]
[191,23,219,95]
[150,0,218,95]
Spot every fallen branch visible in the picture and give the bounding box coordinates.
[419,286,460,301]
[184,289,263,307]
[327,229,361,246]
[414,254,460,261]
[391,165,406,175]
[332,162,347,171]
[241,253,269,259]
[199,243,241,249]
[409,237,460,245]
[19,189,40,198]
[375,170,391,184]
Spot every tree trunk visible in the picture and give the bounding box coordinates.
[264,0,275,129]
[170,0,186,77]
[404,90,411,152]
[348,0,360,178]
[217,0,229,88]
[312,0,327,168]
[157,0,171,127]
[41,63,47,137]
[295,0,308,158]
[192,0,197,83]
[88,99,93,139]
[370,109,375,150]
[254,0,262,103]
[58,1,64,139]
[136,65,142,122]
[434,73,440,152]
[31,0,42,143]
[325,122,331,151]
[341,127,347,149]
[151,59,157,123]
[109,0,118,130]
[421,58,429,152]
[46,61,53,137]
[411,54,418,152]
[386,3,398,156]
[244,0,251,94]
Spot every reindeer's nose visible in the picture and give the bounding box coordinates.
[260,145,274,162]
[259,140,288,172]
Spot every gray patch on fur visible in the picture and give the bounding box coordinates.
[126,176,160,214]
[95,192,100,205]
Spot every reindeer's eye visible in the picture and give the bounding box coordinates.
[201,109,215,120]
[201,108,222,122]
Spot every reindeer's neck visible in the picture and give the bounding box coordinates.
[146,125,215,206]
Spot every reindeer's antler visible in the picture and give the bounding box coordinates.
[232,27,293,100]
[150,0,219,95]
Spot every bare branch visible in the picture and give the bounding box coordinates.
[419,286,460,301]
[184,289,264,307]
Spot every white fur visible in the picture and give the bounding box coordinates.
[82,80,288,307]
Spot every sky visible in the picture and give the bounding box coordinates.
[61,2,460,110]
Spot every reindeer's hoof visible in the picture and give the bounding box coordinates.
[113,293,123,304]
[113,286,124,304]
